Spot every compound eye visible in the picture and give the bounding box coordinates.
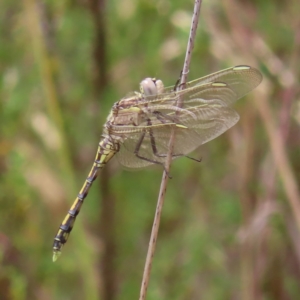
[140,78,158,96]
[154,79,164,95]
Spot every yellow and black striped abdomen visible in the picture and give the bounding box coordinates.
[52,136,117,261]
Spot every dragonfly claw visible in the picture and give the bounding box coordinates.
[186,155,202,163]
[163,166,172,179]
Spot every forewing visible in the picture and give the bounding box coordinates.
[168,99,240,155]
[138,65,262,107]
[165,65,262,101]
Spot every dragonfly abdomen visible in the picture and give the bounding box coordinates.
[52,136,118,261]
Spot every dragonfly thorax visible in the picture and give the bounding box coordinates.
[106,77,165,127]
[107,105,144,127]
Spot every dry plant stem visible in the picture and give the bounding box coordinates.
[180,0,202,87]
[24,0,76,191]
[255,91,300,231]
[223,1,300,230]
[138,1,202,299]
[86,0,117,298]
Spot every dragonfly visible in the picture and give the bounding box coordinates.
[52,65,262,261]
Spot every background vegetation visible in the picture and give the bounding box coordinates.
[1,0,300,299]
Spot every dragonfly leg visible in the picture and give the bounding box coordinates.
[134,118,195,176]
[134,129,172,178]
[185,155,202,163]
[173,76,180,92]
[147,117,176,159]
[153,111,179,124]
[173,69,189,91]
[146,117,183,160]
[150,114,201,162]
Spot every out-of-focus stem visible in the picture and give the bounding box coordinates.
[255,89,300,230]
[23,0,76,191]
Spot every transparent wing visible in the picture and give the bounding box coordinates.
[114,65,261,169]
[115,99,239,169]
[125,65,262,107]
[163,65,262,99]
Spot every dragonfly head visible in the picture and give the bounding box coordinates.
[140,78,164,96]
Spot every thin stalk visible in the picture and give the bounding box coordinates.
[138,1,203,299]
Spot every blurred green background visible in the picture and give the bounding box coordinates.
[1,0,300,299]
